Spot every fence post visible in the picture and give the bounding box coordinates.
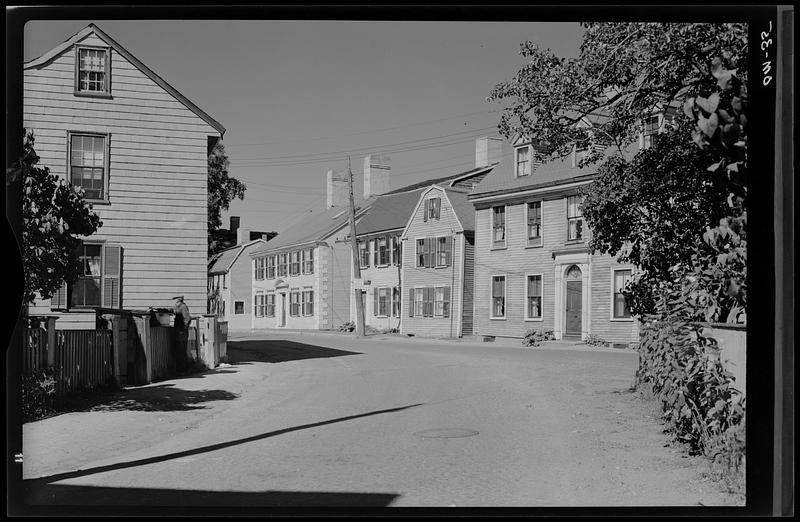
[111,316,128,386]
[45,316,57,368]
[199,314,217,369]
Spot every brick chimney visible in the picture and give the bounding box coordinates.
[230,216,240,234]
[363,155,391,198]
[475,137,503,168]
[326,169,349,208]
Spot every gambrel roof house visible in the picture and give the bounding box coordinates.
[24,24,224,328]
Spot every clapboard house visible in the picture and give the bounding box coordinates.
[24,24,225,327]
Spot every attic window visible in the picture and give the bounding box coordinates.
[75,46,111,96]
[515,145,531,177]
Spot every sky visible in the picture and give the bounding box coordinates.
[24,19,584,235]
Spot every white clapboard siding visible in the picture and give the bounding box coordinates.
[24,28,221,314]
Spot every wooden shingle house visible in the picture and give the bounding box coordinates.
[24,24,225,328]
[467,136,639,344]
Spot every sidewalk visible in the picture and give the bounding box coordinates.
[226,328,635,354]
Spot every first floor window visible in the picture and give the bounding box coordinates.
[392,287,400,317]
[613,269,633,318]
[302,289,314,316]
[267,256,276,279]
[72,243,102,307]
[434,287,450,318]
[527,275,542,319]
[254,294,265,317]
[290,290,301,316]
[492,206,506,246]
[567,196,584,241]
[413,288,425,317]
[52,242,123,311]
[374,287,390,317]
[527,201,542,246]
[266,293,276,317]
[235,301,245,315]
[491,276,506,318]
[69,133,107,200]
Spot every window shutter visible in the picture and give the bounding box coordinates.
[425,238,433,268]
[424,287,431,317]
[443,287,450,318]
[103,244,122,308]
[423,199,429,222]
[408,288,414,317]
[373,288,379,316]
[445,237,452,266]
[51,282,68,310]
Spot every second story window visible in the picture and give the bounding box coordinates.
[424,197,441,221]
[278,253,288,277]
[515,146,531,177]
[527,201,542,247]
[255,257,265,280]
[435,236,452,267]
[642,114,661,150]
[302,248,314,274]
[267,256,276,279]
[289,251,301,276]
[391,235,401,266]
[359,241,370,268]
[567,196,584,241]
[377,237,389,266]
[492,206,506,247]
[75,46,110,95]
[69,133,107,201]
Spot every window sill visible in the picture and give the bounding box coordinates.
[74,91,113,99]
[524,317,544,322]
[610,317,635,322]
[525,243,543,249]
[490,317,507,321]
[565,239,585,245]
[87,198,111,205]
[490,245,507,251]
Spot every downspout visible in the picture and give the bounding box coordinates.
[450,233,455,338]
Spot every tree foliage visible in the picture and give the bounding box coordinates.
[11,131,103,304]
[208,142,246,232]
[489,22,748,322]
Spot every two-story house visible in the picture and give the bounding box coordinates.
[23,24,225,327]
[468,136,639,344]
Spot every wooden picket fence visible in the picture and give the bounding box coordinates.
[23,328,115,395]
[148,326,174,381]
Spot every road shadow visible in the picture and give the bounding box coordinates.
[56,384,239,413]
[227,339,361,364]
[23,484,399,508]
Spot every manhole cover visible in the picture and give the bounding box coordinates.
[413,428,479,439]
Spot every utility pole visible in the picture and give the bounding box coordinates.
[347,156,366,337]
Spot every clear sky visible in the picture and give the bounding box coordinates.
[24,19,584,234]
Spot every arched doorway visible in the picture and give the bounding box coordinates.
[564,265,583,338]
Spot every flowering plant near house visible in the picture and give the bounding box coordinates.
[10,131,102,304]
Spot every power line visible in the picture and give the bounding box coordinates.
[225,109,499,148]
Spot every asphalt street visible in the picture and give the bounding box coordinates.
[20,331,740,509]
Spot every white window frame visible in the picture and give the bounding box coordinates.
[267,255,276,279]
[413,287,426,317]
[67,131,111,203]
[515,145,531,178]
[302,288,314,316]
[640,113,663,150]
[525,200,543,248]
[359,240,370,269]
[74,44,111,97]
[266,292,276,318]
[377,237,389,267]
[426,197,442,220]
[376,287,391,317]
[525,273,544,321]
[566,195,584,242]
[610,266,635,322]
[435,236,451,268]
[255,257,265,280]
[254,292,264,318]
[491,205,507,249]
[490,274,507,320]
[289,289,301,317]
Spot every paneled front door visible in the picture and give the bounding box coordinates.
[280,293,286,327]
[565,265,583,338]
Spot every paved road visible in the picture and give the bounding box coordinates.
[21,331,739,508]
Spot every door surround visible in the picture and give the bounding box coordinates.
[553,253,591,340]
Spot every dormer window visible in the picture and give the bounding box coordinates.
[571,140,590,168]
[515,145,531,177]
[75,45,111,96]
[641,114,662,150]
[423,197,441,221]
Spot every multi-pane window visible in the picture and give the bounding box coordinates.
[642,115,661,149]
[434,287,450,317]
[302,289,314,316]
[567,196,584,241]
[527,201,542,246]
[69,134,106,200]
[289,290,301,316]
[377,237,389,266]
[72,244,102,308]
[76,47,109,93]
[371,239,379,267]
[613,269,633,319]
[424,197,441,221]
[266,293,276,317]
[289,251,301,276]
[492,206,506,246]
[436,236,452,267]
[267,256,276,279]
[375,287,391,317]
[255,257,265,280]
[413,288,426,317]
[392,287,400,317]
[278,253,288,277]
[359,241,370,268]
[516,146,531,177]
[491,276,506,318]
[416,239,426,267]
[391,235,401,266]
[527,275,542,319]
[235,301,245,315]
[302,248,314,274]
[254,294,265,317]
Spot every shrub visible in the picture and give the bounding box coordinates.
[21,367,57,421]
[338,321,355,332]
[522,328,555,347]
[584,334,610,347]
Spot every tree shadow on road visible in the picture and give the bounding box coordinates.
[57,384,239,413]
[227,339,362,364]
[22,484,399,509]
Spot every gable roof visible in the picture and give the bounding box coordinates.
[383,164,494,195]
[442,187,476,230]
[24,23,225,136]
[352,188,426,237]
[208,239,267,275]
